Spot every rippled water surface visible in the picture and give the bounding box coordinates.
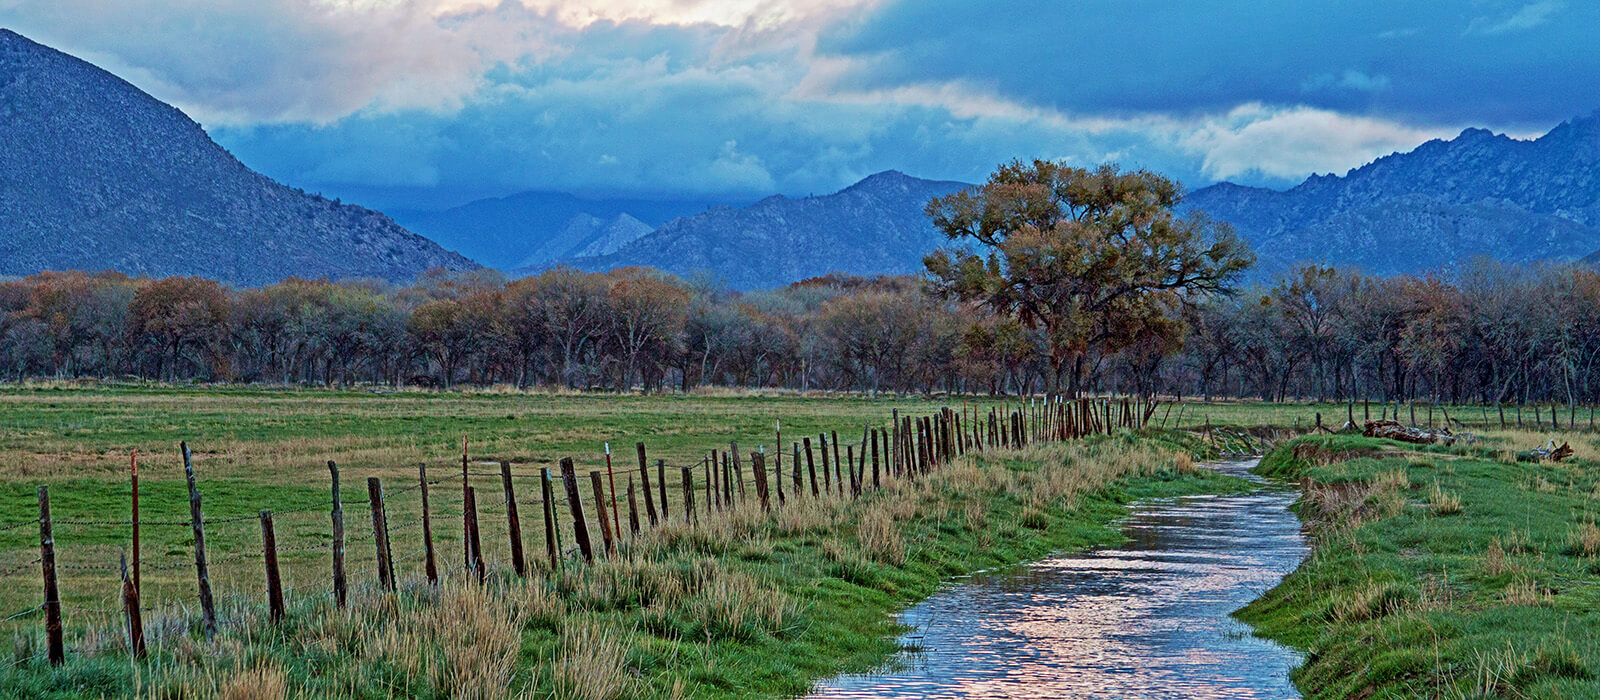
[810,459,1306,699]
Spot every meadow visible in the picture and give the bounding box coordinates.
[5,382,1599,697]
[1242,430,1600,697]
[0,382,1249,697]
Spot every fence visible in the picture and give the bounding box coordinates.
[6,395,1162,667]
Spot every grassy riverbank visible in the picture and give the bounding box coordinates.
[1240,431,1600,698]
[0,432,1245,698]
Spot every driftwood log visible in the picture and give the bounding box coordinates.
[1363,420,1458,445]
[1519,440,1575,463]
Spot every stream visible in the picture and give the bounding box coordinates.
[808,458,1307,699]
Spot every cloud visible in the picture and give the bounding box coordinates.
[1176,104,1456,181]
[1466,1,1565,36]
[4,0,1598,205]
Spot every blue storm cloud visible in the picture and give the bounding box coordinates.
[3,0,1595,209]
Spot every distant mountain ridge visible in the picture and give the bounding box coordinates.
[0,29,475,286]
[391,192,724,270]
[1187,115,1600,278]
[534,171,971,289]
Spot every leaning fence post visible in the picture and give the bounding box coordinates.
[637,443,658,527]
[329,461,348,607]
[804,437,820,497]
[37,486,62,665]
[590,471,615,557]
[260,510,284,623]
[120,554,145,659]
[500,461,526,578]
[559,458,593,562]
[465,486,486,583]
[418,463,438,585]
[368,477,395,591]
[461,436,470,571]
[181,442,217,642]
[540,468,559,570]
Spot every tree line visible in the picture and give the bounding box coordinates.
[4,160,1599,406]
[5,260,1598,406]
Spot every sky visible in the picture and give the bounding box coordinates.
[3,0,1598,210]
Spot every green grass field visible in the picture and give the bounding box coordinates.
[0,382,1252,697]
[6,383,1600,697]
[1242,433,1600,698]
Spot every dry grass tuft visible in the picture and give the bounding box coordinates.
[1427,481,1463,515]
[218,665,287,700]
[553,620,632,700]
[857,505,906,565]
[1501,578,1553,606]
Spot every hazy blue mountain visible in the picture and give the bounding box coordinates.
[1187,114,1600,278]
[391,192,723,269]
[0,29,476,286]
[534,171,971,289]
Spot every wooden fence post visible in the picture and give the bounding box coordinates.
[461,437,470,571]
[464,486,486,583]
[731,443,746,499]
[129,451,140,596]
[721,452,733,506]
[847,445,858,497]
[541,468,559,570]
[260,510,284,623]
[791,442,802,496]
[657,460,669,521]
[872,428,881,489]
[368,477,395,591]
[819,435,832,494]
[37,486,62,665]
[559,458,593,562]
[120,555,145,659]
[753,452,770,511]
[329,461,347,607]
[637,443,658,527]
[418,463,437,585]
[831,431,843,493]
[805,437,820,497]
[500,461,526,578]
[682,466,696,523]
[181,442,217,642]
[627,478,640,535]
[590,471,615,557]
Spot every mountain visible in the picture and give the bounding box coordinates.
[0,29,475,286]
[535,171,970,289]
[1188,115,1600,278]
[391,192,723,269]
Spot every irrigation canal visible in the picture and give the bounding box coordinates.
[809,458,1308,699]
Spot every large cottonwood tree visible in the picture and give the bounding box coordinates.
[924,160,1253,396]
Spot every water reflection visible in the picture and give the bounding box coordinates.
[810,459,1306,699]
